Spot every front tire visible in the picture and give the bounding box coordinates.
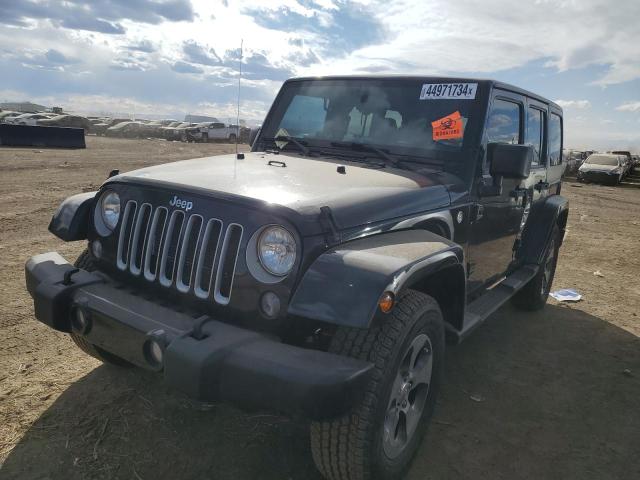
[70,250,132,367]
[310,290,445,480]
[512,225,561,311]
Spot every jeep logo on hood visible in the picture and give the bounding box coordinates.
[169,195,193,211]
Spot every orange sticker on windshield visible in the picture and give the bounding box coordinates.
[431,111,463,141]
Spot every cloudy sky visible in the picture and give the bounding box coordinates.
[0,0,638,149]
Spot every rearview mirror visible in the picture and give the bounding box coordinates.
[249,127,261,148]
[488,143,533,179]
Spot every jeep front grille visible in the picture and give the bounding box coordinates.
[116,200,243,305]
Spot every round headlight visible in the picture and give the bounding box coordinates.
[100,191,120,230]
[258,226,296,276]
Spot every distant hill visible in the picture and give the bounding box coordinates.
[0,101,48,113]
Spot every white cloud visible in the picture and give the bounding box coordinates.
[305,0,640,86]
[555,100,591,109]
[616,101,640,113]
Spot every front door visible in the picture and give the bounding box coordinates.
[467,91,527,294]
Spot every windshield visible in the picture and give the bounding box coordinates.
[586,155,619,166]
[260,78,484,178]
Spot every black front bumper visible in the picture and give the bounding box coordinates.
[25,252,373,420]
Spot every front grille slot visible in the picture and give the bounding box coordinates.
[159,210,185,287]
[116,201,137,270]
[176,215,203,293]
[214,224,243,305]
[143,207,168,281]
[194,219,223,299]
[117,203,242,305]
[129,203,152,276]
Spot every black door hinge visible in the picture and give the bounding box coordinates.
[471,204,484,223]
[534,180,550,192]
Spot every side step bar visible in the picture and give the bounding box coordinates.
[447,265,539,343]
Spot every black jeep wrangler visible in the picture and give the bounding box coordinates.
[25,76,567,480]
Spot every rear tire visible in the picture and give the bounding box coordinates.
[228,133,237,143]
[512,225,561,311]
[310,290,445,480]
[70,249,132,367]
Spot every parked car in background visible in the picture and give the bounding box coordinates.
[105,121,157,138]
[563,150,587,176]
[229,124,252,143]
[182,121,217,142]
[163,122,196,140]
[578,154,625,185]
[610,151,633,176]
[202,122,240,142]
[38,114,93,133]
[8,113,54,126]
[0,111,21,123]
[93,118,131,136]
[157,121,182,138]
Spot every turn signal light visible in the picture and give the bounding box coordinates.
[378,291,395,313]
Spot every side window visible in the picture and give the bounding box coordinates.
[526,107,545,166]
[549,113,562,166]
[486,99,521,144]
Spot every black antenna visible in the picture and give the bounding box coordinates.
[235,39,243,160]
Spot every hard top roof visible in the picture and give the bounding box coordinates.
[285,75,562,111]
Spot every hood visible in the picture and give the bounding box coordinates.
[579,163,618,173]
[109,152,457,232]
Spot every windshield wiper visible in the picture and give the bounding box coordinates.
[263,136,310,156]
[330,141,399,168]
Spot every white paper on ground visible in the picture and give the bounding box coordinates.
[549,289,582,302]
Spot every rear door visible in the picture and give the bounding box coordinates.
[524,99,549,210]
[547,107,564,194]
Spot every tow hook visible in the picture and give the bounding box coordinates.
[62,268,80,286]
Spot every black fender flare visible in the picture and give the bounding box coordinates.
[288,230,465,329]
[519,194,569,264]
[48,191,96,241]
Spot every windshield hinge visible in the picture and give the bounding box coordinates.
[319,206,342,246]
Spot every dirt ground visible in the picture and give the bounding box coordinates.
[1,136,639,479]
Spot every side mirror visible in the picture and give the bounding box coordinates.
[249,127,261,148]
[488,143,533,179]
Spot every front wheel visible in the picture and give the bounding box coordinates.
[310,290,445,480]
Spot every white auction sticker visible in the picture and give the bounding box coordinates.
[420,83,478,100]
